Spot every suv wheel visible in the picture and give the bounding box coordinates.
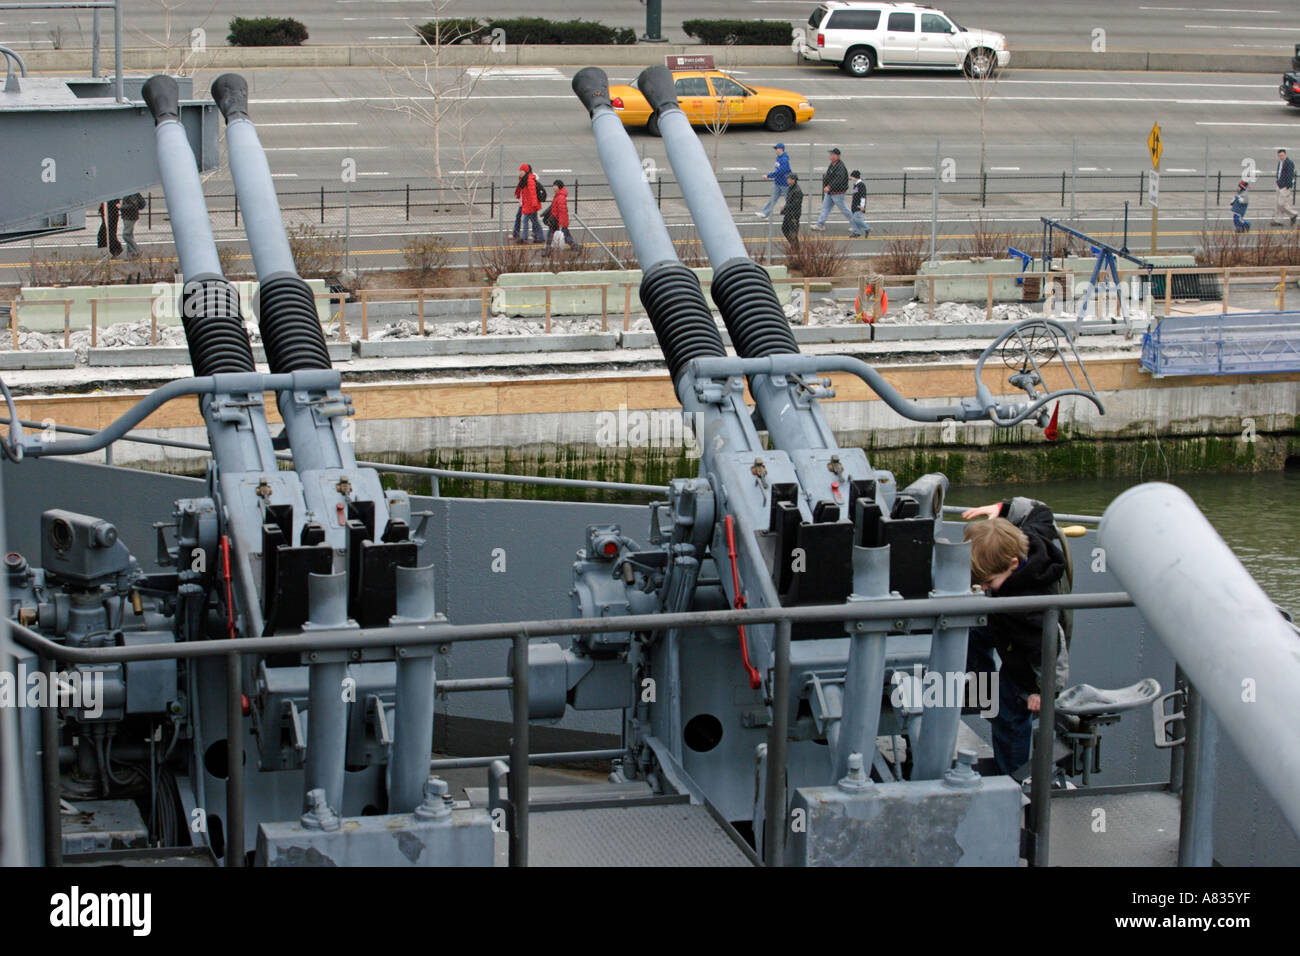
[965,48,996,79]
[843,47,876,78]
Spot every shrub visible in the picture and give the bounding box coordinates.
[681,19,793,45]
[544,243,622,271]
[872,232,928,276]
[403,236,451,282]
[415,18,486,45]
[1197,228,1300,267]
[483,17,636,45]
[286,224,344,279]
[958,213,1015,259]
[784,235,848,276]
[479,242,540,282]
[228,17,309,47]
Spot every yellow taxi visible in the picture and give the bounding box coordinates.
[609,69,814,134]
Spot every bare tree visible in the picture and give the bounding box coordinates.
[702,96,735,173]
[374,9,490,180]
[132,0,221,76]
[374,12,504,273]
[962,50,1003,184]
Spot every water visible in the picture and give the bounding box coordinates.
[951,472,1300,617]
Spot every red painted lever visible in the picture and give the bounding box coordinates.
[724,514,763,690]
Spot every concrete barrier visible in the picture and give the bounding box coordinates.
[18,45,1291,75]
[16,279,333,332]
[493,266,791,317]
[87,342,353,367]
[916,255,1197,302]
[357,332,619,357]
[0,350,76,370]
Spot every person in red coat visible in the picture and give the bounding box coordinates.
[542,180,578,254]
[513,163,543,243]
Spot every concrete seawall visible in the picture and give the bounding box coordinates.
[10,354,1297,487]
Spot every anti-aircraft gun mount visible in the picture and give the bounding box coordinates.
[523,66,1115,863]
[0,73,493,867]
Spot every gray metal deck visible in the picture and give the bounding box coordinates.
[1048,790,1181,866]
[522,804,755,867]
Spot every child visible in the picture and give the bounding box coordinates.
[962,497,1068,776]
[848,170,870,238]
[1231,180,1251,233]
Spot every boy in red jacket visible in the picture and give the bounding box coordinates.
[513,163,543,243]
[542,180,579,254]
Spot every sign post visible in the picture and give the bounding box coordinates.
[1148,122,1162,255]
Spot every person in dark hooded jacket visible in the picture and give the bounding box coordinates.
[962,497,1068,776]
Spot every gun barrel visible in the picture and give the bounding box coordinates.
[636,66,798,363]
[141,75,255,380]
[211,74,332,375]
[572,68,727,395]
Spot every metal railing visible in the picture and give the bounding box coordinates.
[1140,309,1300,376]
[0,0,123,101]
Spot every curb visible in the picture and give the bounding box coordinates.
[19,44,1292,75]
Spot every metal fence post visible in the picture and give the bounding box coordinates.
[226,651,245,867]
[509,633,530,867]
[902,171,907,209]
[763,619,791,866]
[405,183,411,222]
[1070,137,1077,220]
[1029,607,1060,866]
[1178,683,1218,866]
[929,140,939,262]
[344,181,350,276]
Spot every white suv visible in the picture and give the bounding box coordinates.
[800,2,1009,78]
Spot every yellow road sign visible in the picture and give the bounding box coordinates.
[1148,122,1162,169]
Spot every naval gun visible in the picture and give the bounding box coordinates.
[0,74,490,865]
[522,66,1107,863]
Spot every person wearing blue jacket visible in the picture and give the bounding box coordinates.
[757,143,791,218]
[1231,180,1251,233]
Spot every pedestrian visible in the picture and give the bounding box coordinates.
[96,198,122,258]
[120,192,145,257]
[848,170,871,238]
[757,142,791,218]
[542,180,578,254]
[1270,148,1298,226]
[810,147,852,232]
[512,163,544,243]
[1230,180,1251,233]
[781,173,803,245]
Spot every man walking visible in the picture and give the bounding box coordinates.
[810,148,851,232]
[1271,148,1298,226]
[757,142,791,218]
[782,173,804,245]
[120,193,145,257]
[848,170,870,238]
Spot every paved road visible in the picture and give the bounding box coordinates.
[5,64,1300,275]
[2,0,1296,52]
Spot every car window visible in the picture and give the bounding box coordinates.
[887,12,915,32]
[674,76,710,97]
[808,5,827,28]
[711,76,749,97]
[921,13,953,33]
[826,10,881,30]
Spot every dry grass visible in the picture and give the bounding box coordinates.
[286,223,345,279]
[477,241,542,282]
[871,231,928,277]
[24,248,114,287]
[782,235,850,276]
[402,235,452,284]
[1197,228,1300,267]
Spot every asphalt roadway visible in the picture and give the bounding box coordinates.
[2,0,1297,53]
[5,62,1300,275]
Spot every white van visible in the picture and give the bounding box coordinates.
[800,2,1010,78]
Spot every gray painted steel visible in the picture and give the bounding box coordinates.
[1101,482,1300,838]
[527,803,752,867]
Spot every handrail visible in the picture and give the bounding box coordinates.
[0,1,123,101]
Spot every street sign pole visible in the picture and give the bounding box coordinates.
[1148,122,1162,255]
